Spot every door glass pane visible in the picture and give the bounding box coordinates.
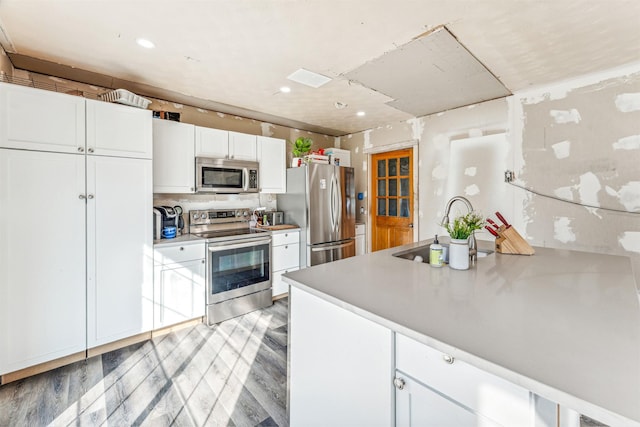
[377,198,386,216]
[400,157,409,176]
[389,179,397,196]
[400,198,409,217]
[377,160,386,178]
[400,178,409,196]
[388,159,397,176]
[377,179,386,196]
[389,199,397,217]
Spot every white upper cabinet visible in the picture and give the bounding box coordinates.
[86,98,152,159]
[0,83,85,154]
[229,131,257,161]
[153,120,196,193]
[257,135,286,193]
[195,126,229,158]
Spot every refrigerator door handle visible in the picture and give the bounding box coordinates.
[329,173,336,231]
[335,173,343,231]
[311,241,354,252]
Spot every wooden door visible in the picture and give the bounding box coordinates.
[371,149,413,251]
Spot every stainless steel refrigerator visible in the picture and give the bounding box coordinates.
[277,163,356,267]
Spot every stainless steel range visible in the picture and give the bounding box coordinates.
[189,208,272,325]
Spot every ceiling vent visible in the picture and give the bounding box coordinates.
[287,68,332,88]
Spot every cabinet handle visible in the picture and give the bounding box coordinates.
[285,245,288,249]
[442,354,455,364]
[180,247,184,251]
[78,194,86,200]
[285,233,288,237]
[87,147,94,153]
[202,259,205,264]
[87,194,94,200]
[77,147,84,153]
[393,377,406,390]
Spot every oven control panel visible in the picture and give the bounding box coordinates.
[190,208,251,225]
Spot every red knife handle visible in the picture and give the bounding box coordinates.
[487,218,500,230]
[485,225,499,237]
[495,211,511,228]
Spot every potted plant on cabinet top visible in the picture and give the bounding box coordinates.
[291,137,312,167]
[445,211,485,270]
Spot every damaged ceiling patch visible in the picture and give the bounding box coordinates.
[551,140,571,159]
[344,27,511,117]
[612,135,640,150]
[615,93,640,112]
[549,109,581,124]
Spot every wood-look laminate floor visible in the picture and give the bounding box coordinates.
[0,298,289,427]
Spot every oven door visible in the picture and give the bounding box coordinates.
[206,236,271,304]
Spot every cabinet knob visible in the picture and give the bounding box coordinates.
[87,147,94,153]
[79,194,86,200]
[77,147,84,153]
[393,377,406,390]
[442,354,455,364]
[180,247,184,251]
[87,194,94,199]
[285,233,288,237]
[285,245,288,249]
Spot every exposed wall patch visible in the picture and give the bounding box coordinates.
[554,216,576,243]
[197,108,208,113]
[465,184,480,196]
[550,109,581,124]
[615,93,640,113]
[431,164,446,180]
[260,122,274,137]
[464,167,477,176]
[410,117,424,140]
[554,186,575,201]
[216,112,225,118]
[612,135,640,150]
[619,231,640,253]
[579,172,601,207]
[363,130,372,149]
[173,103,184,109]
[551,140,571,159]
[618,181,640,212]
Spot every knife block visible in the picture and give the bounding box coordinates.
[495,226,535,255]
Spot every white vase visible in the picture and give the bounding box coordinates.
[448,238,470,270]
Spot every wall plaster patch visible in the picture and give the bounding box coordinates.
[216,112,225,118]
[551,140,571,159]
[465,184,480,196]
[197,108,208,113]
[619,231,640,253]
[578,172,601,207]
[554,216,576,243]
[612,135,640,150]
[549,109,581,124]
[260,122,274,137]
[431,164,447,180]
[464,167,477,176]
[554,186,575,201]
[615,93,640,113]
[173,103,184,109]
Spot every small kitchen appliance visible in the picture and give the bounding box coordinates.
[195,157,259,194]
[153,206,179,239]
[264,211,284,226]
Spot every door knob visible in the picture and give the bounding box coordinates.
[409,223,414,228]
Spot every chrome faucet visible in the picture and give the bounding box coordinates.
[441,196,477,261]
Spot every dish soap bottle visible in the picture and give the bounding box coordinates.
[430,235,444,267]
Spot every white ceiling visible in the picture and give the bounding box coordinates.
[0,1,639,136]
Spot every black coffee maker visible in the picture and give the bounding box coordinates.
[153,206,184,239]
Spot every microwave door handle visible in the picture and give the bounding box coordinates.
[243,168,249,192]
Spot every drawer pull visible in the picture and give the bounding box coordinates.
[442,354,455,364]
[285,245,288,249]
[180,247,184,251]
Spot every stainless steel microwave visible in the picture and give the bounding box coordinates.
[196,157,259,193]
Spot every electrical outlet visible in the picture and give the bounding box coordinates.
[504,170,514,183]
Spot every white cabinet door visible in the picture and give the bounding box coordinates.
[0,149,86,375]
[154,258,205,329]
[395,373,495,427]
[195,126,229,158]
[86,99,152,159]
[257,135,286,193]
[0,83,85,154]
[272,268,298,297]
[153,120,196,193]
[86,156,153,348]
[289,287,393,427]
[229,131,257,161]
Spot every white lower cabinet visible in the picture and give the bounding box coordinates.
[154,242,206,329]
[0,149,87,375]
[289,286,394,427]
[271,230,299,297]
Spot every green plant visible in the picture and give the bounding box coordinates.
[292,137,312,157]
[445,211,485,240]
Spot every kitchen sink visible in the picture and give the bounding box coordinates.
[392,243,494,263]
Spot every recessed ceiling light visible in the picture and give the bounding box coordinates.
[357,111,366,117]
[280,86,291,93]
[136,38,155,49]
[287,68,332,88]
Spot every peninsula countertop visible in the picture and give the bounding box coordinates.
[282,240,640,426]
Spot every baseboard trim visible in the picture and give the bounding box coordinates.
[1,350,86,385]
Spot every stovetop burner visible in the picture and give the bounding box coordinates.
[188,208,271,243]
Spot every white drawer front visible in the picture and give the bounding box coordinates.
[272,267,299,297]
[154,242,205,265]
[396,333,530,427]
[272,230,299,247]
[272,243,299,271]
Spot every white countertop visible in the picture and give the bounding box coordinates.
[283,240,640,426]
[153,233,204,247]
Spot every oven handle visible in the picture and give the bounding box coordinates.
[207,237,272,252]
